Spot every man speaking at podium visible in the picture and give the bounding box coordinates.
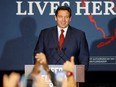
[34,6,89,70]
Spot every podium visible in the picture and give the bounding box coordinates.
[25,65,85,87]
[76,65,85,87]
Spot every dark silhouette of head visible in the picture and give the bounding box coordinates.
[20,17,36,37]
[108,17,116,35]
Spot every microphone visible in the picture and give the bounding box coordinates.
[55,47,70,64]
[55,46,59,52]
[62,47,70,60]
[62,48,66,52]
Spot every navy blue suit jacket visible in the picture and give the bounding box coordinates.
[34,26,89,70]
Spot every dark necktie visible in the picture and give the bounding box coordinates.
[59,30,64,51]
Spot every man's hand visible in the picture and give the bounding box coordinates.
[63,56,74,72]
[35,52,49,72]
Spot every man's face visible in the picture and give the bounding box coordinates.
[55,10,71,29]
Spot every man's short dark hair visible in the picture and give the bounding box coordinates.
[55,6,72,17]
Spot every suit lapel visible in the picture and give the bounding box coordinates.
[51,26,59,48]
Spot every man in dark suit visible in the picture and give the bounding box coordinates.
[34,6,89,71]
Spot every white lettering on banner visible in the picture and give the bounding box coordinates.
[75,1,90,15]
[104,1,116,15]
[16,1,27,15]
[28,1,34,15]
[49,1,70,15]
[49,1,60,15]
[16,1,116,15]
[35,1,48,15]
[91,1,102,15]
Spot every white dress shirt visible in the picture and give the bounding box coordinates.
[57,26,68,41]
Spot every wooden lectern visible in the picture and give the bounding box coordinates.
[76,65,85,87]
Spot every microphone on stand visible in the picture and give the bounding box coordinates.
[55,46,66,64]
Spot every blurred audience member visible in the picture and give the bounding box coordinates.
[3,72,20,87]
[62,56,76,87]
[3,53,77,87]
